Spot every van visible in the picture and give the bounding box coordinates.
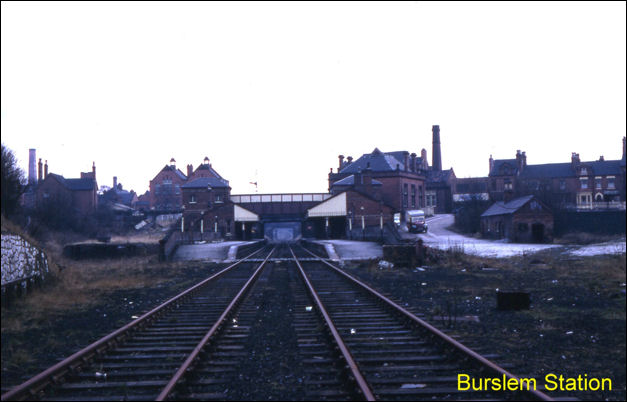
[405,209,428,233]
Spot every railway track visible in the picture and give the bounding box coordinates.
[1,246,275,401]
[2,241,555,401]
[289,243,554,401]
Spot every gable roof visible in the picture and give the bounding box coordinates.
[481,195,535,217]
[427,169,454,183]
[489,159,518,176]
[194,163,224,179]
[157,165,187,181]
[181,177,230,189]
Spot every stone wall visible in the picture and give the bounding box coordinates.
[1,233,49,286]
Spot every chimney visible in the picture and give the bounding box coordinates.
[516,150,522,172]
[410,153,417,172]
[92,161,96,178]
[113,176,118,189]
[203,156,210,165]
[403,151,409,171]
[489,154,494,173]
[432,125,442,172]
[38,158,43,182]
[421,148,428,170]
[28,149,36,184]
[170,157,176,167]
[623,136,626,159]
[338,154,345,171]
[599,155,604,162]
[571,152,580,165]
[44,160,48,179]
[187,164,193,177]
[347,156,353,164]
[522,151,527,168]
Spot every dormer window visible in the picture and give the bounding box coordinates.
[580,167,588,176]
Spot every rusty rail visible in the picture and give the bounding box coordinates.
[1,246,267,402]
[289,246,375,401]
[156,246,276,400]
[299,245,554,402]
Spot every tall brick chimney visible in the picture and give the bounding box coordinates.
[113,176,118,189]
[187,164,193,177]
[28,149,36,184]
[489,154,494,174]
[38,158,43,182]
[432,125,442,172]
[44,160,48,179]
[338,155,345,171]
[92,161,96,178]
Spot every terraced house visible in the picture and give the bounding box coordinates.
[488,137,626,211]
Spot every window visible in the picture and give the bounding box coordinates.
[189,195,196,204]
[411,185,416,208]
[579,178,588,189]
[402,183,408,208]
[559,180,566,191]
[595,177,602,189]
[580,167,588,176]
[608,176,615,189]
[504,179,512,190]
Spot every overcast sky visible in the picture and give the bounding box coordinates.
[2,1,625,195]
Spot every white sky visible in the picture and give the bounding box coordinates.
[2,1,626,195]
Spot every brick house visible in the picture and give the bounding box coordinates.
[329,125,455,216]
[149,158,188,211]
[488,137,626,210]
[36,163,98,216]
[480,195,554,243]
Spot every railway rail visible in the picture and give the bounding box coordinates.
[2,241,555,401]
[290,243,554,401]
[1,245,275,401]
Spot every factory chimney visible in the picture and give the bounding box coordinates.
[44,160,48,179]
[38,158,43,182]
[28,149,36,184]
[432,125,442,172]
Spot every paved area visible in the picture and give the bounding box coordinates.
[313,240,383,261]
[173,241,256,262]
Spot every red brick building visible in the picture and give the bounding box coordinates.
[149,158,188,211]
[328,125,456,216]
[36,163,98,216]
[481,195,554,243]
[488,137,626,211]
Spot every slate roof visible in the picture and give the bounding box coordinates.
[181,177,230,189]
[481,195,535,217]
[489,159,518,176]
[48,173,96,191]
[331,175,382,187]
[518,160,622,179]
[339,148,405,173]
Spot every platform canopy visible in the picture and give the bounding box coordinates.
[234,204,259,222]
[307,192,347,217]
